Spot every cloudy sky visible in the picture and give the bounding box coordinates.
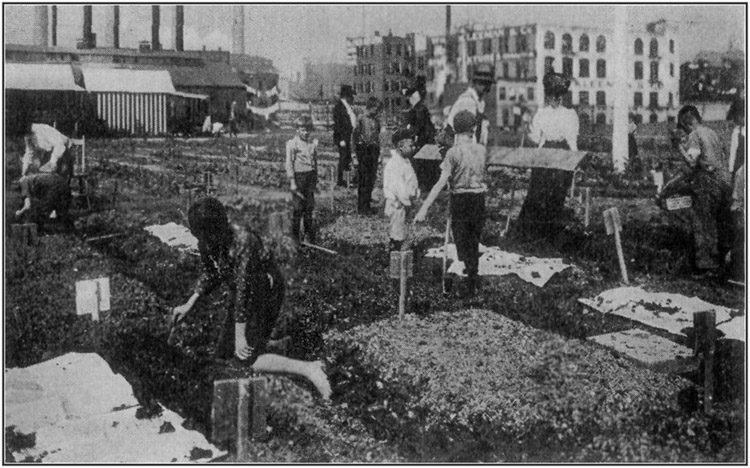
[5,4,745,76]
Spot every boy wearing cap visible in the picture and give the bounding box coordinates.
[354,97,382,215]
[285,115,319,243]
[415,110,487,296]
[383,129,420,252]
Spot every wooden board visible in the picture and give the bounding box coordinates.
[487,146,588,172]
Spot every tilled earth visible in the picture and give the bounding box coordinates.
[4,133,745,462]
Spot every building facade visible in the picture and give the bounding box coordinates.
[349,32,427,116]
[455,19,680,126]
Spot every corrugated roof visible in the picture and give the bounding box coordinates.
[81,68,176,93]
[5,63,84,91]
[168,63,245,89]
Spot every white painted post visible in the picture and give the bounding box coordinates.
[612,5,629,173]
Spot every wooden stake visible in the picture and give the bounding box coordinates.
[603,208,629,284]
[211,378,266,459]
[569,170,577,199]
[501,181,516,237]
[584,187,591,228]
[329,166,335,210]
[301,242,337,255]
[399,254,408,321]
[442,215,452,294]
[694,311,716,412]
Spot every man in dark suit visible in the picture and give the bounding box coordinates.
[332,84,357,187]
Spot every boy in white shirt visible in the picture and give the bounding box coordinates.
[383,129,420,252]
[285,115,319,243]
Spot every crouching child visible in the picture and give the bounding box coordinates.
[415,111,488,297]
[383,128,420,252]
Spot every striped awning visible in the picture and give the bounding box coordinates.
[5,63,84,91]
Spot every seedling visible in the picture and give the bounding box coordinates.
[211,378,266,459]
[603,207,629,284]
[75,277,111,321]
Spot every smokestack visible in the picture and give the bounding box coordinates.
[445,5,452,63]
[32,5,49,46]
[232,5,245,55]
[173,5,184,51]
[152,5,161,51]
[77,5,96,49]
[102,5,120,48]
[51,5,57,46]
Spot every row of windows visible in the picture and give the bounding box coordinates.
[544,57,675,80]
[356,44,376,58]
[500,59,534,79]
[467,34,530,56]
[354,63,376,76]
[545,32,605,53]
[354,80,411,94]
[498,86,535,101]
[504,111,670,127]
[634,37,674,56]
[385,42,414,58]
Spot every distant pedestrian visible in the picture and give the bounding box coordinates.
[285,115,319,243]
[228,101,239,138]
[354,97,382,215]
[22,123,75,183]
[383,128,420,252]
[445,63,494,146]
[628,113,644,177]
[728,98,745,183]
[14,172,73,233]
[675,105,734,277]
[332,85,357,187]
[171,197,331,399]
[415,111,487,297]
[405,76,439,192]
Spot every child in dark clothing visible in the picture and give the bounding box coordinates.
[354,97,382,215]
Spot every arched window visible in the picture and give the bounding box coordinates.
[579,59,590,78]
[562,33,573,53]
[579,34,589,52]
[649,38,658,57]
[634,38,643,55]
[634,61,643,80]
[544,31,555,50]
[596,35,606,52]
[596,59,606,78]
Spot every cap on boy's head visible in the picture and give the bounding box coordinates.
[452,110,477,134]
[295,115,314,130]
[543,72,571,98]
[391,128,415,146]
[366,96,381,110]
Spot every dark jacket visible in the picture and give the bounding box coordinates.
[407,100,436,151]
[332,100,354,144]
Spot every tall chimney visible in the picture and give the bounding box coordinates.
[102,5,120,48]
[445,5,452,64]
[232,5,245,55]
[152,5,161,51]
[173,5,184,51]
[83,5,92,41]
[32,5,49,46]
[51,5,57,46]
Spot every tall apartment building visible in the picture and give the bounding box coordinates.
[455,19,680,126]
[348,32,429,115]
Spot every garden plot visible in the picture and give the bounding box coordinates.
[424,244,570,287]
[579,287,740,337]
[6,353,224,463]
[320,214,441,246]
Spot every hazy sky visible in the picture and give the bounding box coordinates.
[4,4,745,76]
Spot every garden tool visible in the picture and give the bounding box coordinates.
[442,213,453,294]
[167,314,180,346]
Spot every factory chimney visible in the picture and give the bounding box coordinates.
[51,5,57,46]
[32,5,49,46]
[232,5,245,55]
[102,5,120,48]
[152,5,161,51]
[77,5,96,49]
[445,5,452,64]
[173,5,184,51]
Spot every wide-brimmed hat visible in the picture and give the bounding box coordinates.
[472,63,495,85]
[391,128,415,146]
[453,110,477,134]
[340,84,356,98]
[542,72,571,98]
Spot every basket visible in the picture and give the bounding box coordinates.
[665,196,693,211]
